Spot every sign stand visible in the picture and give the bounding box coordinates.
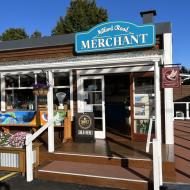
[74,112,95,143]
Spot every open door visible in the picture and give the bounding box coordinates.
[78,76,105,139]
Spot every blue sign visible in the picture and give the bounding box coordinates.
[75,21,155,53]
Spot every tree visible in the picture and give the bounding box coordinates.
[30,30,42,38]
[1,28,28,41]
[52,0,108,35]
[180,66,190,74]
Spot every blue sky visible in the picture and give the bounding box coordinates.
[0,0,189,68]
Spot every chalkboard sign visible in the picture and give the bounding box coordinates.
[75,112,95,143]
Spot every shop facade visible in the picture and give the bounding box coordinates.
[0,10,174,146]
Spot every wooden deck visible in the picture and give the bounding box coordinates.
[35,131,175,190]
[174,120,190,184]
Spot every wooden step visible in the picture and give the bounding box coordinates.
[40,151,153,169]
[37,160,151,190]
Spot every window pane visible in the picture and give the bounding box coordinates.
[85,92,102,104]
[54,72,69,86]
[20,74,35,87]
[94,119,103,131]
[53,88,70,110]
[6,89,35,110]
[84,79,101,91]
[134,119,155,135]
[174,103,186,117]
[5,75,19,88]
[93,105,102,118]
[135,77,154,94]
[37,73,47,84]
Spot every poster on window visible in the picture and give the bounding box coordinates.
[162,67,180,88]
[134,94,150,119]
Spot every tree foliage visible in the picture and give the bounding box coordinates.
[1,28,28,41]
[30,30,42,38]
[180,66,190,74]
[52,0,108,35]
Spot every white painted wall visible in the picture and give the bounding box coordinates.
[164,33,174,144]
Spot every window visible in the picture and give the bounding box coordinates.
[53,72,70,110]
[5,73,35,110]
[4,72,71,111]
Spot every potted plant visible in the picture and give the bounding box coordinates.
[32,83,50,96]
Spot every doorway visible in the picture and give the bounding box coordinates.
[78,75,106,139]
[105,73,131,137]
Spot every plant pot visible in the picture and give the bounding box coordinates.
[33,88,48,96]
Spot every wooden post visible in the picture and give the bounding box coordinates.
[63,110,72,142]
[26,134,33,182]
[47,71,54,152]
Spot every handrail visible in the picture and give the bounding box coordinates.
[146,116,155,153]
[25,115,59,182]
[146,117,163,189]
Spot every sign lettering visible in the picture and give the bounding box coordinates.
[75,21,155,53]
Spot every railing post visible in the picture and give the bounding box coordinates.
[153,139,160,190]
[186,102,189,119]
[154,61,163,185]
[26,134,33,182]
[47,70,54,152]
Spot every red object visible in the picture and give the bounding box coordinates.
[162,67,180,88]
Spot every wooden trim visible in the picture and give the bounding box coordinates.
[0,45,74,62]
[130,73,135,141]
[132,71,154,77]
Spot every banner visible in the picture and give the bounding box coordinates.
[162,67,180,88]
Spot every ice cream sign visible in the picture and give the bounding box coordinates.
[75,21,155,53]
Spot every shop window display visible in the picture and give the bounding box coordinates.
[134,76,155,135]
[5,72,70,111]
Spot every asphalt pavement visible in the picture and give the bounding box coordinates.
[0,174,120,190]
[1,174,190,190]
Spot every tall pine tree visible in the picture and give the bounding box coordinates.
[52,0,108,35]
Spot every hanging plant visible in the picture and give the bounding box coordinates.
[32,83,50,96]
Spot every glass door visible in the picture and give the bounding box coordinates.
[78,76,105,139]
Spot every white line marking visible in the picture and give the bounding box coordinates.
[164,181,190,185]
[38,169,148,183]
[53,152,151,161]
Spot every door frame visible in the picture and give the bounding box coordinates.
[77,75,106,139]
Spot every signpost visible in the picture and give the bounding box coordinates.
[75,113,95,143]
[75,21,155,53]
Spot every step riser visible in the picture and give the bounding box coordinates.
[37,171,149,190]
[40,152,153,169]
